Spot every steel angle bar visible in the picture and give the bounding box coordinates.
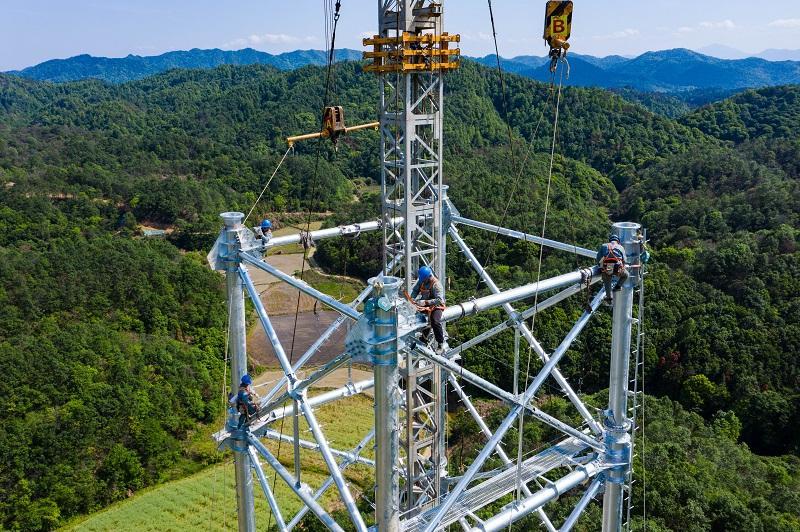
[451,214,596,259]
[240,267,297,379]
[560,477,603,532]
[298,399,368,532]
[241,253,360,320]
[287,429,375,530]
[251,379,374,435]
[469,460,605,532]
[247,447,287,531]
[421,400,524,532]
[520,290,606,417]
[450,227,603,434]
[261,428,375,467]
[449,376,557,532]
[264,217,403,248]
[247,435,344,532]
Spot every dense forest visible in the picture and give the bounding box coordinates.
[0,60,798,530]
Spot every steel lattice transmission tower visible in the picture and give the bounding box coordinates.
[208,1,647,531]
[363,0,460,517]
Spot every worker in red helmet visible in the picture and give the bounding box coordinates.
[411,266,447,353]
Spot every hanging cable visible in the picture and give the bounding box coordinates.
[514,63,566,504]
[266,1,342,529]
[243,145,292,224]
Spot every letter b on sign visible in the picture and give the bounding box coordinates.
[551,15,567,37]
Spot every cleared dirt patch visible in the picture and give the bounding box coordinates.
[248,310,350,367]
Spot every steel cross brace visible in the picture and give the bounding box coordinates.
[449,225,603,435]
[449,375,557,532]
[257,254,404,411]
[238,267,367,532]
[286,429,376,529]
[420,287,605,532]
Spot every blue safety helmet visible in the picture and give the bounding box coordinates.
[609,234,621,243]
[241,374,253,386]
[418,266,433,281]
[260,219,272,231]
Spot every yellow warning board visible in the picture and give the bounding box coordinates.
[543,1,573,49]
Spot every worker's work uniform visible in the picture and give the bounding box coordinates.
[235,385,260,429]
[596,241,628,300]
[411,275,446,347]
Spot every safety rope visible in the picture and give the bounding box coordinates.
[514,63,566,504]
[266,1,342,529]
[243,145,292,224]
[211,283,233,530]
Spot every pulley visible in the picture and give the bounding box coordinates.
[543,0,573,72]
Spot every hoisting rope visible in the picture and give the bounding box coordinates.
[476,0,557,294]
[243,145,292,224]
[266,1,342,529]
[514,63,566,505]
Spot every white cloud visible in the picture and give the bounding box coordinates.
[675,20,736,35]
[699,19,736,30]
[593,28,640,40]
[768,18,800,28]
[223,33,318,48]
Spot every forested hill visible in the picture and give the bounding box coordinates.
[0,61,799,530]
[5,48,364,83]
[8,47,800,92]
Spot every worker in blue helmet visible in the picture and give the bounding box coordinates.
[256,219,273,245]
[410,265,447,352]
[235,374,260,429]
[596,233,628,303]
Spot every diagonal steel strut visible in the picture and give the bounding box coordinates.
[449,225,603,435]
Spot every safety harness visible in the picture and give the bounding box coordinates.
[411,277,446,313]
[601,241,625,275]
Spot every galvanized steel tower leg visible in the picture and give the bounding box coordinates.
[371,276,403,532]
[221,211,256,532]
[602,222,641,532]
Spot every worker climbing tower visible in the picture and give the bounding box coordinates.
[209,1,648,530]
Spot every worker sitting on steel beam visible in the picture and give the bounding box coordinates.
[411,266,447,353]
[235,374,260,430]
[596,234,628,304]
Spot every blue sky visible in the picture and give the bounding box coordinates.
[1,0,799,70]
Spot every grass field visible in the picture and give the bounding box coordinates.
[65,394,375,531]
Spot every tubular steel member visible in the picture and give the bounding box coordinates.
[218,212,257,532]
[368,275,404,532]
[602,222,642,532]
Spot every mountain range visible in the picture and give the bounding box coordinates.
[5,48,363,84]
[5,47,800,92]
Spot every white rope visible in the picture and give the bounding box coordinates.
[243,145,292,224]
[514,65,566,503]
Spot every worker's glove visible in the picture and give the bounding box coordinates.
[420,300,432,307]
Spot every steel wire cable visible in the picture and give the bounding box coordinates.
[243,145,292,224]
[266,1,342,529]
[514,64,566,506]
